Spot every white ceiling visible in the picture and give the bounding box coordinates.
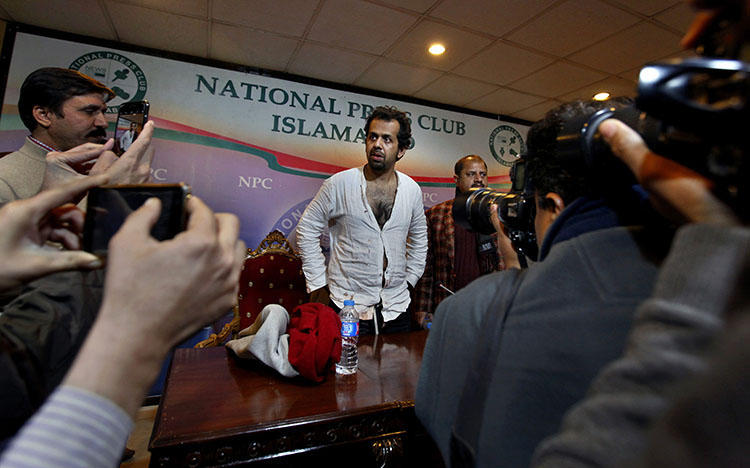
[0,0,693,123]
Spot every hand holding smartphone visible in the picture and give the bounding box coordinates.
[114,100,149,156]
[83,183,190,258]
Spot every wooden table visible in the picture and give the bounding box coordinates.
[148,330,442,467]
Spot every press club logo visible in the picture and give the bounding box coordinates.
[489,125,526,167]
[69,51,148,113]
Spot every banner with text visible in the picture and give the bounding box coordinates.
[0,31,529,247]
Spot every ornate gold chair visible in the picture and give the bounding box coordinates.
[195,230,308,348]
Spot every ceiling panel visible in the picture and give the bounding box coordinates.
[287,43,377,83]
[510,98,562,122]
[377,0,438,14]
[465,86,546,115]
[385,19,493,71]
[307,0,417,55]
[107,2,208,57]
[508,61,607,98]
[430,0,558,37]
[653,2,694,32]
[113,0,208,18]
[414,74,498,107]
[211,0,317,37]
[2,0,114,39]
[453,41,555,85]
[210,23,299,72]
[505,0,640,57]
[609,0,683,17]
[558,75,637,102]
[354,60,443,95]
[568,22,683,74]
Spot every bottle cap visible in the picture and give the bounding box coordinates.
[343,299,355,306]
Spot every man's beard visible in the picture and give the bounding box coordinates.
[368,150,386,170]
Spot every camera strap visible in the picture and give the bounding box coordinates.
[476,232,499,274]
[450,268,525,467]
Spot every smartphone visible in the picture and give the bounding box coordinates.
[113,100,149,156]
[83,183,190,258]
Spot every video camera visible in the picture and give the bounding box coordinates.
[454,55,750,258]
[558,57,750,219]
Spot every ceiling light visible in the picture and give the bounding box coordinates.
[428,43,445,55]
[593,92,610,101]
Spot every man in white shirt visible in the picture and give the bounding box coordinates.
[118,121,137,152]
[296,106,427,334]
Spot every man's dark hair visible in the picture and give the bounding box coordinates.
[18,68,115,132]
[364,106,412,151]
[454,154,487,175]
[524,97,633,207]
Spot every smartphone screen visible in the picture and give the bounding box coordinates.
[113,101,149,156]
[83,184,189,257]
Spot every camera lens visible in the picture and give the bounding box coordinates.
[453,188,506,235]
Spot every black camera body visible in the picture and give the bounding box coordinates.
[453,159,538,260]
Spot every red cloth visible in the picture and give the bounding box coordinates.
[288,303,342,383]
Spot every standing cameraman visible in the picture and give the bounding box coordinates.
[532,1,750,466]
[415,97,673,468]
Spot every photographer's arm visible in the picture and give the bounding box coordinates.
[490,204,521,269]
[531,119,750,468]
[0,175,109,292]
[598,119,739,226]
[0,196,245,468]
[65,195,244,415]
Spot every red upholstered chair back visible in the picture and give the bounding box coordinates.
[237,230,308,330]
[195,230,308,348]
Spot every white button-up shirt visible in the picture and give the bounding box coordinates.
[296,167,427,321]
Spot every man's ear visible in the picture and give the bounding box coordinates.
[542,192,566,215]
[453,174,459,185]
[396,147,406,161]
[32,106,53,129]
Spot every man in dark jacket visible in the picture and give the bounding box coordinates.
[415,97,672,468]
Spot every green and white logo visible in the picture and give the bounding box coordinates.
[489,125,526,167]
[69,51,147,113]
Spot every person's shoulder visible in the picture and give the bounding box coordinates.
[425,199,452,218]
[328,167,359,182]
[396,171,423,195]
[437,269,524,326]
[396,170,418,184]
[427,199,452,211]
[0,143,29,164]
[4,139,46,162]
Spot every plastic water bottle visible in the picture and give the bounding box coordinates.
[336,299,359,375]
